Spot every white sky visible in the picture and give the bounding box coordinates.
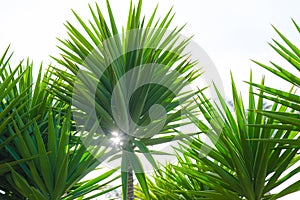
[0,0,299,199]
[0,0,299,95]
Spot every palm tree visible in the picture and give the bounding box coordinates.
[0,47,119,199]
[135,161,210,200]
[0,46,38,199]
[251,20,300,131]
[138,73,300,199]
[6,107,120,200]
[50,0,201,199]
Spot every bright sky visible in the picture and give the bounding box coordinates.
[0,0,299,199]
[0,0,299,94]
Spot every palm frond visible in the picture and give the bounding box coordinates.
[5,107,120,200]
[251,19,300,128]
[50,0,202,198]
[143,72,300,199]
[0,46,117,199]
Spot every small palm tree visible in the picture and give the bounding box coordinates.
[0,47,119,199]
[135,161,210,200]
[139,73,300,199]
[50,0,200,199]
[6,107,120,200]
[0,46,37,199]
[251,20,300,130]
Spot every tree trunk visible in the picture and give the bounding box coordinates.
[127,163,134,200]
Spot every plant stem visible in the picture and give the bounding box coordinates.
[127,163,134,200]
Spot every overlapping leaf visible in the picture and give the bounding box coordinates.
[251,20,300,130]
[141,73,300,199]
[0,46,119,199]
[51,0,201,199]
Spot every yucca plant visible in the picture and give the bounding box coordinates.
[0,46,58,199]
[140,73,300,199]
[0,46,25,138]
[135,160,210,200]
[251,19,300,131]
[0,47,119,199]
[50,0,200,199]
[0,46,38,199]
[5,107,120,200]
